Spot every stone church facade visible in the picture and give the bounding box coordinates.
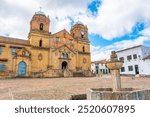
[0,11,91,78]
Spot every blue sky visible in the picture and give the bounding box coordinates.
[0,0,150,61]
[88,0,150,47]
[89,21,145,46]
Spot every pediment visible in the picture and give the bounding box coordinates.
[53,44,76,54]
[52,29,73,39]
[15,48,31,58]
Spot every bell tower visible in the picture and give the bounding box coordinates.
[70,21,88,40]
[28,10,51,48]
[70,21,90,53]
[70,21,91,71]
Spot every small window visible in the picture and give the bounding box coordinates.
[127,55,132,61]
[69,39,73,44]
[39,40,42,47]
[40,23,44,31]
[128,66,133,71]
[133,54,137,59]
[0,47,2,54]
[12,48,16,55]
[73,33,75,37]
[0,64,6,71]
[81,32,84,38]
[56,37,60,43]
[138,55,141,59]
[121,67,125,72]
[83,46,85,52]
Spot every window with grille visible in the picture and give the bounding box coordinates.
[121,67,125,72]
[133,54,137,59]
[61,53,68,59]
[127,55,132,61]
[0,47,2,54]
[56,37,60,43]
[12,48,16,55]
[128,66,133,71]
[0,64,6,71]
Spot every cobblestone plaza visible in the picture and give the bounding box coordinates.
[0,75,150,100]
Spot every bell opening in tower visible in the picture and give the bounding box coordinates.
[40,23,44,31]
[81,32,84,38]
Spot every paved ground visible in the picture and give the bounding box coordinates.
[0,75,150,100]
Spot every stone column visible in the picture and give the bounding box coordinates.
[111,69,121,91]
[106,51,123,92]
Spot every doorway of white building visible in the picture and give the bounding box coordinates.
[135,65,139,74]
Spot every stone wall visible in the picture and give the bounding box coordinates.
[87,88,150,100]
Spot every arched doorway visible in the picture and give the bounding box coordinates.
[18,61,26,76]
[62,61,67,70]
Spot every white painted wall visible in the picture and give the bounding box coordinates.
[91,63,96,73]
[91,62,110,74]
[140,59,150,75]
[116,45,150,76]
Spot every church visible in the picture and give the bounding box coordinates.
[0,11,91,78]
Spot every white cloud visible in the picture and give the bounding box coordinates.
[80,0,150,40]
[91,36,150,61]
[50,17,72,34]
[0,0,92,38]
[1,0,150,61]
[1,0,150,40]
[140,27,150,36]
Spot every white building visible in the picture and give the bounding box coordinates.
[91,60,110,75]
[116,45,150,76]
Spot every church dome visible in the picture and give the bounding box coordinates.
[76,21,84,25]
[35,11,46,16]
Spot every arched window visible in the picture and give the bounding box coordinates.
[39,40,42,47]
[39,23,44,31]
[83,46,85,52]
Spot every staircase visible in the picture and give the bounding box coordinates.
[64,69,73,77]
[73,71,85,77]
